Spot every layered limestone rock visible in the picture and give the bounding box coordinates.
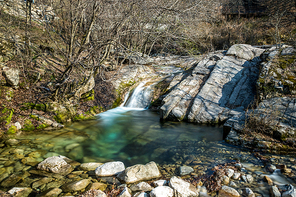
[160,44,265,123]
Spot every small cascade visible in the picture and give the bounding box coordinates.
[124,81,154,109]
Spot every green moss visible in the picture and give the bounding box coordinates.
[30,114,39,120]
[112,97,122,108]
[54,113,69,123]
[7,125,17,134]
[5,109,13,125]
[22,119,35,131]
[81,89,95,101]
[36,123,49,130]
[21,103,47,111]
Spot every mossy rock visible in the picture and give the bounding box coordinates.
[36,123,49,130]
[7,125,17,134]
[54,113,70,124]
[22,119,35,131]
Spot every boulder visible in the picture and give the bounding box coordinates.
[169,176,199,197]
[150,186,174,197]
[2,66,19,86]
[226,44,265,61]
[218,186,240,197]
[95,161,125,177]
[7,187,32,197]
[117,161,161,184]
[37,156,73,175]
[62,179,91,192]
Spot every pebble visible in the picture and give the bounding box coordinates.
[232,172,240,179]
[270,186,281,197]
[218,186,240,197]
[227,169,234,178]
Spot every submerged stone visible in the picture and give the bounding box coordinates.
[7,187,32,197]
[62,179,91,192]
[37,156,73,175]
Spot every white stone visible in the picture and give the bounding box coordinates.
[117,187,131,197]
[227,169,234,178]
[232,172,240,180]
[95,161,125,177]
[150,186,174,197]
[169,176,199,197]
[153,180,168,186]
[130,182,153,192]
[14,122,21,130]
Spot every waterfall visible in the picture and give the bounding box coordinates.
[124,81,153,109]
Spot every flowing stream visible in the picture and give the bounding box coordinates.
[1,82,295,196]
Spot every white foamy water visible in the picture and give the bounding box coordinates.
[124,81,153,108]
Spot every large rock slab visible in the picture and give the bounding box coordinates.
[117,161,161,184]
[37,156,73,175]
[160,51,223,121]
[169,176,199,197]
[160,46,262,123]
[95,161,125,176]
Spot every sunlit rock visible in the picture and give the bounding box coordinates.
[218,186,240,197]
[37,156,73,175]
[7,187,32,197]
[95,161,125,177]
[117,161,161,184]
[150,186,174,197]
[130,182,153,192]
[169,176,199,197]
